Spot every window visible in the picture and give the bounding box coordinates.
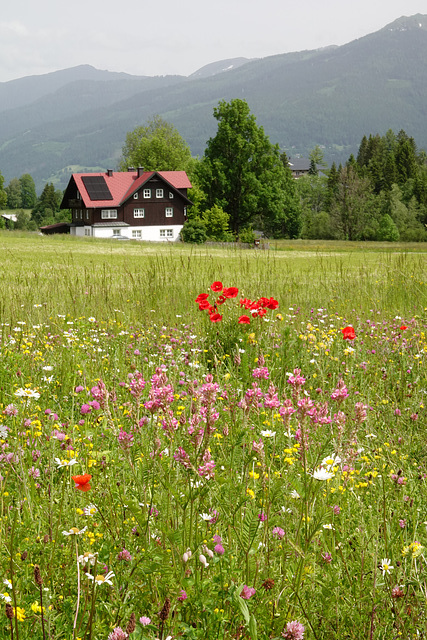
[160,229,173,238]
[169,192,174,199]
[85,210,89,220]
[101,209,117,219]
[132,230,142,239]
[156,188,164,198]
[143,188,151,198]
[84,228,91,236]
[112,229,121,236]
[134,208,145,218]
[133,192,139,200]
[165,207,173,218]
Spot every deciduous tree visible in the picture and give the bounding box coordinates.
[198,99,300,236]
[120,115,192,172]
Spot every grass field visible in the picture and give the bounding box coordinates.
[0,232,426,640]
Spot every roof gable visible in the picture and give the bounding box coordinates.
[69,170,192,208]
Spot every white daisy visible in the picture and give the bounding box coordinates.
[62,526,87,536]
[86,570,114,586]
[55,458,78,468]
[312,468,335,481]
[380,558,394,575]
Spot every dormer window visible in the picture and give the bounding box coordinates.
[143,188,151,198]
[156,188,164,198]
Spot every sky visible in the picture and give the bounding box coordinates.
[1,0,426,83]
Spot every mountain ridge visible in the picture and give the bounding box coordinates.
[1,14,427,192]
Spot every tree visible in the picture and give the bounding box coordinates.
[0,173,6,210]
[32,183,60,226]
[19,174,37,209]
[119,115,192,172]
[198,99,300,236]
[180,218,207,244]
[201,204,231,241]
[329,165,373,240]
[5,178,22,209]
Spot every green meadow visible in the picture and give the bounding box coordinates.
[0,232,427,640]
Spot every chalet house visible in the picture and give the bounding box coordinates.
[61,168,192,241]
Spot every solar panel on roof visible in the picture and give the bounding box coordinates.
[82,176,113,201]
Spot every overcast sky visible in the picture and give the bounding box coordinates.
[1,0,426,82]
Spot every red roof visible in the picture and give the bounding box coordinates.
[73,170,192,208]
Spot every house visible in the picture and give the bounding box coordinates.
[288,158,312,179]
[60,167,192,241]
[1,213,17,228]
[288,158,325,179]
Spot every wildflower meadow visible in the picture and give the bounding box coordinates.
[1,233,427,640]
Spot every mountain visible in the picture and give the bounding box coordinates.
[0,15,427,192]
[189,58,256,79]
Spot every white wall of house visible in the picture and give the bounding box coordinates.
[91,225,183,241]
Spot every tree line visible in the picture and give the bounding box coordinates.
[0,174,68,230]
[2,99,427,241]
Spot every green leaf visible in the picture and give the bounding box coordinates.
[249,614,258,640]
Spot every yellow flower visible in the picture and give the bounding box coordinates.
[14,607,26,621]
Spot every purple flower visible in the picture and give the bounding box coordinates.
[80,404,92,415]
[75,385,84,393]
[282,620,305,639]
[322,552,332,563]
[399,519,406,529]
[240,585,256,600]
[117,548,132,562]
[214,543,225,555]
[272,526,285,539]
[139,616,151,626]
[108,627,128,640]
[177,589,187,602]
[258,512,267,522]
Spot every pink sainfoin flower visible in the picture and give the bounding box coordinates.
[174,447,192,470]
[279,399,296,427]
[331,379,349,403]
[240,585,256,600]
[118,429,134,450]
[282,620,305,639]
[354,402,368,423]
[287,369,306,400]
[399,519,406,529]
[28,466,40,479]
[322,552,332,563]
[198,449,215,479]
[177,590,187,602]
[252,367,269,380]
[128,371,146,399]
[272,526,285,539]
[258,512,267,522]
[90,380,112,408]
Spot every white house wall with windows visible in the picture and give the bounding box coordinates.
[61,168,192,241]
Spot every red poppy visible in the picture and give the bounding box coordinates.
[211,281,223,292]
[265,298,279,310]
[400,325,408,331]
[72,474,92,491]
[209,313,223,323]
[198,300,211,310]
[216,295,227,305]
[257,308,267,317]
[341,326,356,340]
[238,315,251,324]
[222,287,239,299]
[195,293,209,303]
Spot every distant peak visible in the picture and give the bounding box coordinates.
[382,13,427,33]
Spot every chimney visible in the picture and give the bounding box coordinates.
[127,167,135,172]
[137,167,145,178]
[106,169,113,177]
